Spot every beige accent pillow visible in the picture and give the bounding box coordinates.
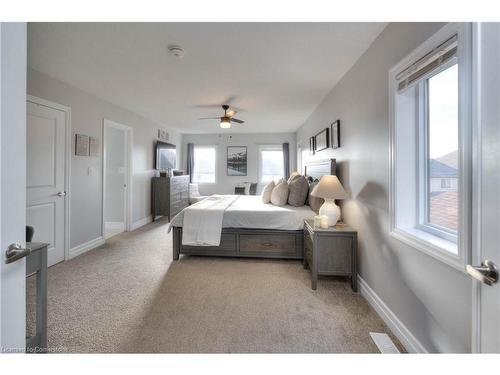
[287,171,301,184]
[261,181,275,204]
[271,181,289,206]
[288,175,309,206]
[308,181,324,213]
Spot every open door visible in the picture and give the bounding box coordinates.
[0,23,28,352]
[468,23,500,353]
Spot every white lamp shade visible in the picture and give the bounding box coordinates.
[310,175,347,200]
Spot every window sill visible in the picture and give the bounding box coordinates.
[390,227,465,272]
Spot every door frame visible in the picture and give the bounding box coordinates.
[102,119,133,236]
[27,95,71,261]
[470,22,482,354]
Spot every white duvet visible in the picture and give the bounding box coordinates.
[169,195,316,233]
[180,195,238,246]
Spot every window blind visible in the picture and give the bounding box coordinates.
[396,35,458,92]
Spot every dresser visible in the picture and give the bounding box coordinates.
[151,176,190,221]
[303,219,358,292]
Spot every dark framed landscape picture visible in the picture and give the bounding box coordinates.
[314,128,329,152]
[309,136,315,155]
[331,120,340,149]
[227,146,247,176]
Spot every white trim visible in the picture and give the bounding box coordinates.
[131,215,152,231]
[389,23,472,271]
[105,221,125,231]
[68,236,104,259]
[358,275,428,354]
[26,95,72,262]
[470,22,482,354]
[102,119,133,237]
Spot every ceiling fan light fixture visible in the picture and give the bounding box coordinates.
[220,117,231,129]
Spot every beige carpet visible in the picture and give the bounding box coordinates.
[27,218,403,353]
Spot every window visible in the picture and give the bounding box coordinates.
[192,146,216,183]
[259,145,284,182]
[421,64,459,237]
[389,23,471,270]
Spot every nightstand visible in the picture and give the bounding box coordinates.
[303,219,358,292]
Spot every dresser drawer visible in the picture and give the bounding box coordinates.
[239,233,296,256]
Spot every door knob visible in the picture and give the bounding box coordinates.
[5,243,31,264]
[56,191,66,197]
[466,260,498,286]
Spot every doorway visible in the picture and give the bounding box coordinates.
[103,119,132,240]
[26,96,70,267]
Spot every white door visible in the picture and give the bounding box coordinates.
[468,23,500,353]
[26,99,67,267]
[0,22,27,351]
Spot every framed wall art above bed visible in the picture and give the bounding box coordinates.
[331,120,340,149]
[314,128,329,152]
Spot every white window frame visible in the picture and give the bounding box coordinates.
[258,144,284,183]
[389,23,472,271]
[192,144,217,184]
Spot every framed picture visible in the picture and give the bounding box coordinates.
[331,120,340,149]
[75,134,89,156]
[309,136,315,155]
[314,128,329,152]
[227,146,247,176]
[157,128,169,142]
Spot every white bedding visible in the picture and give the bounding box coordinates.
[181,195,238,246]
[170,195,316,231]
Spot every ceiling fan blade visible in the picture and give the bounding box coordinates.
[226,110,237,117]
[198,117,220,120]
[230,118,244,124]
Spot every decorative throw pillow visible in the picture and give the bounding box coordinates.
[287,171,301,184]
[276,177,286,185]
[288,175,309,206]
[261,181,275,203]
[271,181,289,206]
[308,180,324,213]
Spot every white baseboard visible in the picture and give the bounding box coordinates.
[131,215,152,230]
[69,236,105,259]
[358,275,428,353]
[105,221,125,231]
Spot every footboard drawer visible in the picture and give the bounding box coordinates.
[180,232,237,253]
[239,233,297,256]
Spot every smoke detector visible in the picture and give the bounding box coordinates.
[168,45,185,59]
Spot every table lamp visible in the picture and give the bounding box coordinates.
[310,175,347,226]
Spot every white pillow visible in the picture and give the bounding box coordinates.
[271,181,289,206]
[261,181,275,203]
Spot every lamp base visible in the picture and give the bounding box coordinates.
[318,199,341,226]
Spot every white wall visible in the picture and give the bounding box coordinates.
[296,23,471,352]
[27,69,182,248]
[181,133,296,195]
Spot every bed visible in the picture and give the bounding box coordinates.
[170,158,336,260]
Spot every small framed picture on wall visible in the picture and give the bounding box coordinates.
[331,120,340,149]
[309,136,315,155]
[314,128,329,152]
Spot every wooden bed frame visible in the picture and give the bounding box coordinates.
[172,158,336,261]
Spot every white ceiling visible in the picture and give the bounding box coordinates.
[28,23,386,134]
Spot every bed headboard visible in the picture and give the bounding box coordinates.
[304,159,336,181]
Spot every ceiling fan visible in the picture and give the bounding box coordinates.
[198,105,244,129]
